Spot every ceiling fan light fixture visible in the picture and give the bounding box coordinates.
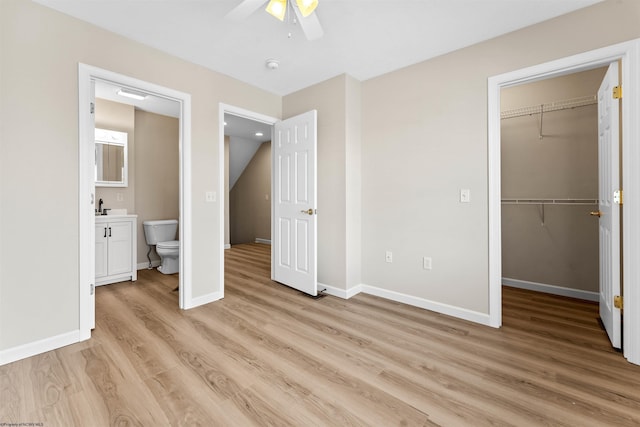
[265,0,287,21]
[295,0,318,17]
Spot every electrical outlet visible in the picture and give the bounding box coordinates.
[116,192,124,202]
[423,256,432,270]
[385,251,393,263]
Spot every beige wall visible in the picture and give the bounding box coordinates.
[0,0,280,351]
[501,68,606,292]
[134,110,180,265]
[95,98,135,214]
[229,142,271,244]
[360,0,640,314]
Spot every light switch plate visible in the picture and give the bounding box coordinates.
[460,189,471,203]
[205,191,216,202]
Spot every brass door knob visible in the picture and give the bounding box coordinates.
[300,208,314,215]
[590,211,602,217]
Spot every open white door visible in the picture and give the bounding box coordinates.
[597,61,621,349]
[272,110,318,296]
[89,78,96,329]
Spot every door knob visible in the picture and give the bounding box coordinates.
[590,211,602,217]
[300,208,314,215]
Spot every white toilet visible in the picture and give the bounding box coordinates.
[143,219,179,275]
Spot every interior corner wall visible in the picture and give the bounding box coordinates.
[360,0,640,314]
[229,141,271,244]
[0,0,280,353]
[501,68,606,293]
[345,75,363,289]
[94,98,136,214]
[283,75,349,290]
[134,110,180,265]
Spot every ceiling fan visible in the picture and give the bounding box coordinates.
[226,0,324,41]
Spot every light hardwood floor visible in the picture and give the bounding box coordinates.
[2,243,640,426]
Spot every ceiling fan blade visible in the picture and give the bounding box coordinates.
[292,5,324,41]
[225,0,267,22]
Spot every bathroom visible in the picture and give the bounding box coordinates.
[94,81,180,280]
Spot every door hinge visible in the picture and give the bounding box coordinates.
[90,102,95,114]
[614,189,623,205]
[90,283,95,295]
[614,295,623,310]
[613,85,622,99]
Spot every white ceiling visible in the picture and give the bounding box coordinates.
[224,114,273,142]
[36,0,602,96]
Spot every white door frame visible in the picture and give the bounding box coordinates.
[218,103,279,294]
[488,39,640,365]
[79,64,193,339]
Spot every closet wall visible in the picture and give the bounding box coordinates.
[501,67,607,294]
[229,141,271,245]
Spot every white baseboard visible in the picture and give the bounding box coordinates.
[361,284,492,326]
[317,281,491,326]
[183,290,223,309]
[0,330,82,366]
[137,260,160,270]
[318,282,362,299]
[224,244,231,250]
[255,238,271,245]
[503,277,599,302]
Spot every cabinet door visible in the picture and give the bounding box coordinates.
[95,224,108,279]
[107,221,133,276]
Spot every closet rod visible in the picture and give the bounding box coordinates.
[501,198,598,205]
[501,95,597,120]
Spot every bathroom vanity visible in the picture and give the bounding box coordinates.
[95,215,137,286]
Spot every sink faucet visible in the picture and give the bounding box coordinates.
[98,198,103,214]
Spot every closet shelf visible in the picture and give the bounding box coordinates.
[501,198,598,205]
[501,95,597,120]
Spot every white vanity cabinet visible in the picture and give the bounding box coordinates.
[95,215,137,286]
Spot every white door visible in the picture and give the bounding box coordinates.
[89,79,96,329]
[597,61,621,349]
[272,110,318,296]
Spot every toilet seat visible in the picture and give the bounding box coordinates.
[157,240,179,250]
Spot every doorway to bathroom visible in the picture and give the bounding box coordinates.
[78,64,193,338]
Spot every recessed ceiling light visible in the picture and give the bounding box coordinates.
[117,89,147,101]
[255,132,264,137]
[224,121,227,126]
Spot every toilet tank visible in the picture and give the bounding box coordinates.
[143,219,178,245]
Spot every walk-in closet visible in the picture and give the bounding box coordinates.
[500,67,608,301]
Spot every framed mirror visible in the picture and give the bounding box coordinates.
[95,128,128,187]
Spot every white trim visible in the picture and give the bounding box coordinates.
[219,103,279,295]
[255,238,271,245]
[319,282,490,325]
[361,284,492,326]
[0,330,80,366]
[224,244,231,250]
[79,64,193,338]
[488,39,640,364]
[502,278,598,302]
[318,282,362,299]
[182,291,223,309]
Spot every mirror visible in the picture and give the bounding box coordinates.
[95,128,128,187]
